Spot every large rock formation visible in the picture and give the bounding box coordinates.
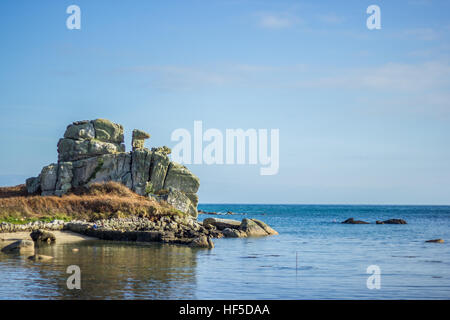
[25,119,200,217]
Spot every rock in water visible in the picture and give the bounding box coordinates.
[30,230,56,243]
[377,219,407,224]
[1,240,35,254]
[203,218,241,230]
[251,219,279,235]
[222,228,247,238]
[189,235,214,248]
[341,218,370,224]
[28,254,53,261]
[240,218,271,237]
[426,239,444,243]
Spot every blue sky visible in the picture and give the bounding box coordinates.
[0,0,449,204]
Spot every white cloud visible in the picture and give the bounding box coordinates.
[403,28,439,41]
[316,13,345,24]
[256,13,300,29]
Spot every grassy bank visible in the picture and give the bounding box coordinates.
[0,182,182,222]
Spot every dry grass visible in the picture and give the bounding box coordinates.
[0,182,181,222]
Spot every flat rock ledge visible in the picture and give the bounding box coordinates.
[0,216,278,248]
[342,218,407,225]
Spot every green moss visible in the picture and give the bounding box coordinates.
[87,157,104,182]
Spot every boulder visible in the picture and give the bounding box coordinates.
[30,229,56,243]
[222,228,247,238]
[1,240,35,254]
[239,218,269,237]
[64,121,95,140]
[251,219,278,235]
[189,235,214,248]
[341,218,370,224]
[149,152,170,192]
[376,219,407,225]
[158,189,196,217]
[26,176,40,194]
[163,162,200,193]
[92,119,124,144]
[132,129,150,151]
[426,239,444,243]
[57,138,124,162]
[40,163,58,195]
[131,149,152,195]
[203,218,241,230]
[151,146,171,155]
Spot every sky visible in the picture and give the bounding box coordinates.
[0,0,449,204]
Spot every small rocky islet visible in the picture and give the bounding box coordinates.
[0,119,278,250]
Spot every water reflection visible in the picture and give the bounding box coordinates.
[0,241,199,300]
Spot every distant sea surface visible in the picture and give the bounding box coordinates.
[0,204,449,299]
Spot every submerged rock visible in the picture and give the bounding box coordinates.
[28,254,53,261]
[203,218,241,230]
[426,239,444,243]
[1,240,35,254]
[376,219,407,224]
[341,218,370,224]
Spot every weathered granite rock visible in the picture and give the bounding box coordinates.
[54,162,73,196]
[57,138,125,162]
[30,229,56,243]
[1,240,35,254]
[151,146,171,155]
[26,119,201,216]
[342,218,370,224]
[158,189,196,217]
[92,119,124,144]
[239,218,271,237]
[40,164,58,196]
[376,219,407,224]
[222,227,247,238]
[189,235,214,248]
[149,152,170,192]
[64,121,95,140]
[164,162,200,193]
[203,218,241,230]
[72,153,132,189]
[251,219,279,235]
[131,149,152,195]
[132,129,150,151]
[26,176,40,194]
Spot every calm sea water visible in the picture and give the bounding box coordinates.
[0,204,449,299]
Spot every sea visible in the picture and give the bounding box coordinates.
[0,204,449,299]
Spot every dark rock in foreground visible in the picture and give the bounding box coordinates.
[1,240,35,254]
[30,229,56,243]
